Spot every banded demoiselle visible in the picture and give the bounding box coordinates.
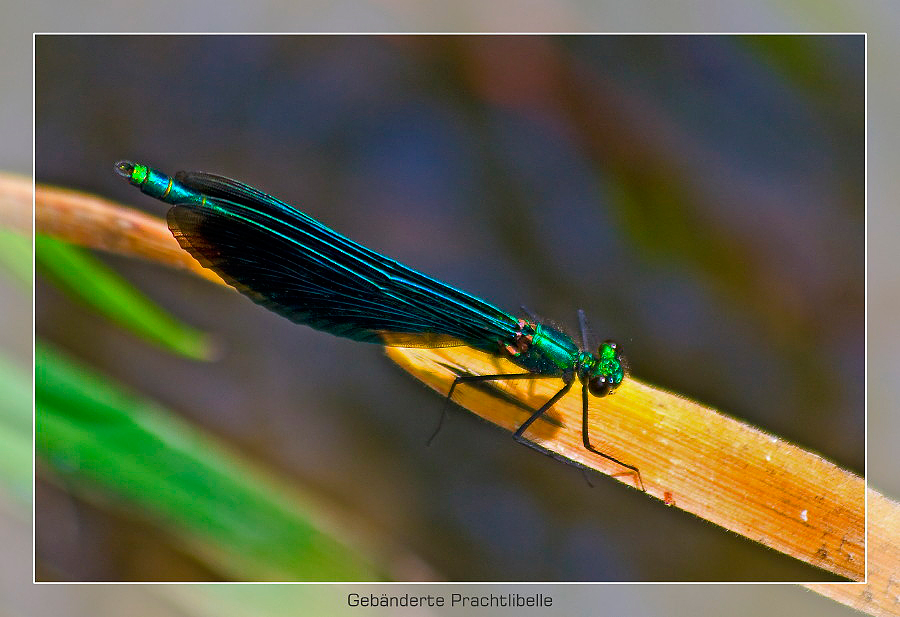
[115,160,643,491]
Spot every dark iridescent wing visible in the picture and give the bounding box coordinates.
[167,171,520,350]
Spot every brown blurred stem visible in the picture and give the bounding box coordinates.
[17,174,225,286]
[14,174,899,610]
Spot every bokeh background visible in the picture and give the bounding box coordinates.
[31,35,864,583]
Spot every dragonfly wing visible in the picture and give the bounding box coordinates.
[168,177,519,350]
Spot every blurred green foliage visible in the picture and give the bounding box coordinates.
[35,234,213,361]
[0,353,31,507]
[36,341,380,581]
[15,229,381,580]
[0,229,31,287]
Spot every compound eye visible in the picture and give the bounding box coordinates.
[588,376,614,397]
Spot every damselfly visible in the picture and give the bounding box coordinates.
[115,160,643,490]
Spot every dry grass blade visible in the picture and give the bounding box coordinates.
[806,490,900,617]
[386,344,866,582]
[0,172,33,233]
[22,175,893,606]
[19,175,223,286]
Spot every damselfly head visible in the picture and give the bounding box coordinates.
[587,340,625,397]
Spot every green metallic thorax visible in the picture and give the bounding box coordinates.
[508,323,580,377]
[505,322,624,387]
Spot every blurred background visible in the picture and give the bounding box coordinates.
[30,35,864,583]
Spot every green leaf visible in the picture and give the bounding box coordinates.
[0,229,32,288]
[0,352,32,507]
[35,342,381,581]
[35,234,213,360]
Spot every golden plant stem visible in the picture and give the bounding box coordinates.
[385,345,865,581]
[19,174,898,607]
[12,174,224,286]
[805,489,900,617]
[0,172,33,233]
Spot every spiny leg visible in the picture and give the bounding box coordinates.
[512,379,573,448]
[513,381,592,477]
[428,372,549,446]
[581,383,645,492]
